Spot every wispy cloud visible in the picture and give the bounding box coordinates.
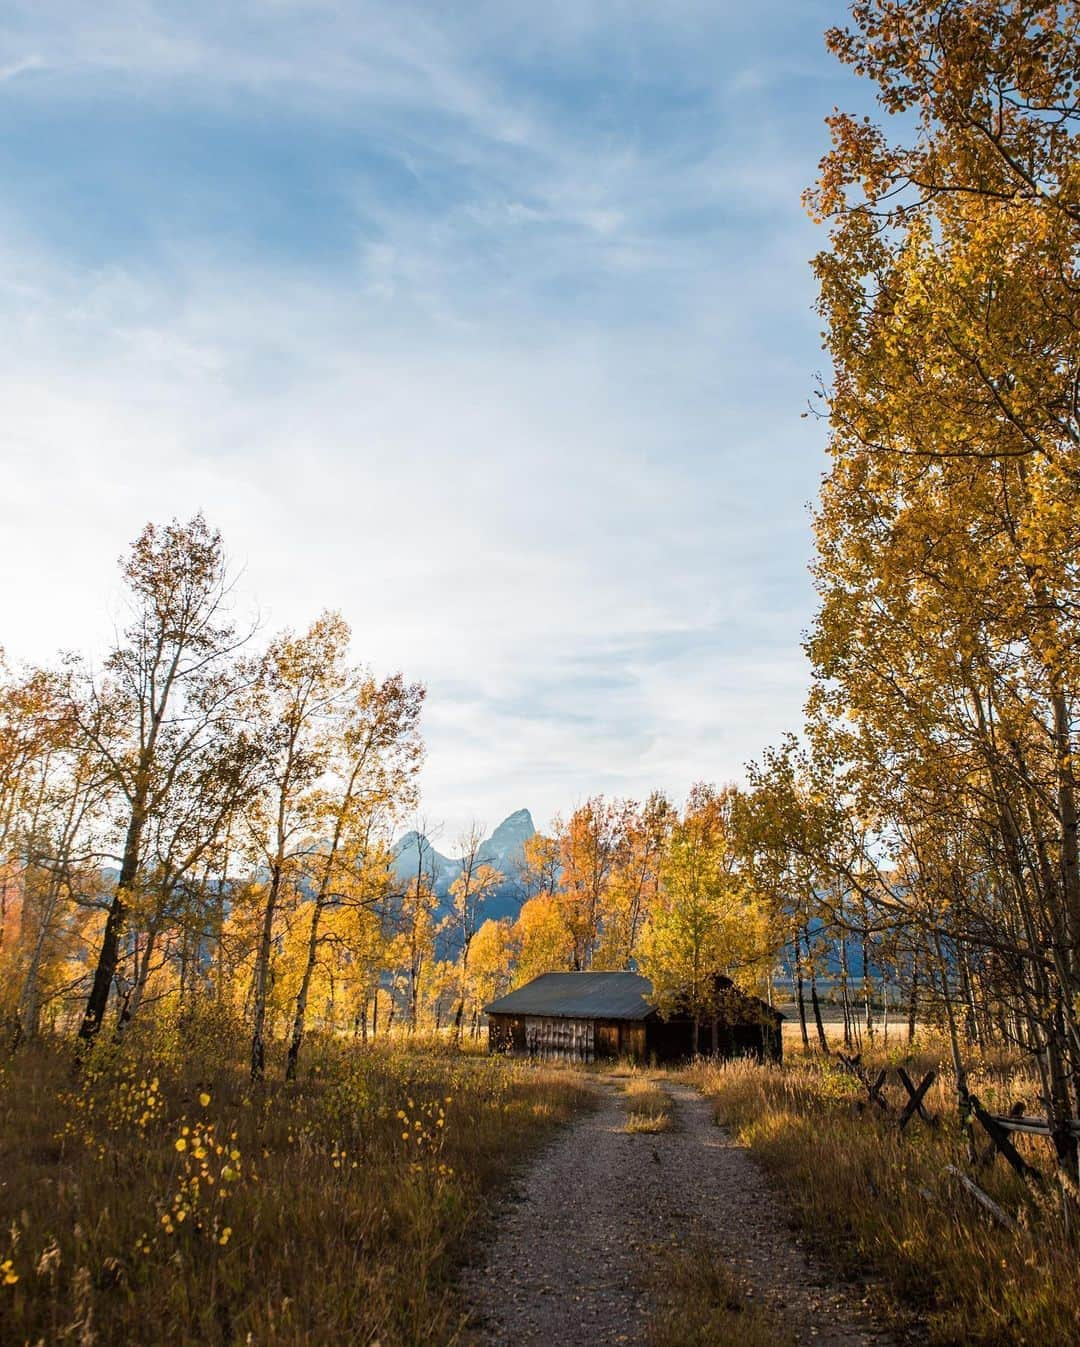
[0,0,867,833]
[0,54,40,82]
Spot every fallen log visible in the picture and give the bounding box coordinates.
[944,1165,1018,1233]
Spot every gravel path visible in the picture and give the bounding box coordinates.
[462,1075,895,1347]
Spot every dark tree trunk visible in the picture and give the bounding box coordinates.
[80,812,142,1043]
[839,926,853,1049]
[810,973,828,1053]
[804,929,829,1052]
[285,897,325,1081]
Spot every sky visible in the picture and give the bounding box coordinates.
[0,1,874,842]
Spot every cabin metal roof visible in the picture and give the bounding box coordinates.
[484,972,656,1021]
[484,971,786,1024]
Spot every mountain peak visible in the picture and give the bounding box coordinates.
[390,809,537,944]
[490,808,535,838]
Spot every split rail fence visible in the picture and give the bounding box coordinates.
[835,1052,1080,1227]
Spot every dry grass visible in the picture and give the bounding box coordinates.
[690,1043,1080,1347]
[621,1076,673,1134]
[0,1011,591,1347]
[646,1239,792,1347]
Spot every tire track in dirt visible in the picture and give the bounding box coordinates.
[461,1075,895,1347]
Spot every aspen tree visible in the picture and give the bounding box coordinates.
[284,672,422,1078]
[446,823,503,1042]
[640,785,772,1048]
[806,0,1080,1161]
[70,517,249,1044]
[246,613,349,1080]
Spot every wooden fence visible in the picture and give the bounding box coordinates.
[835,1051,1080,1222]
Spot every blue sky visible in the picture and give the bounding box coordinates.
[0,1,872,840]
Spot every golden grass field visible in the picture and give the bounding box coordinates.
[691,1040,1080,1347]
[4,1018,1078,1347]
[0,1011,591,1347]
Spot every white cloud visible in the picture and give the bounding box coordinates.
[1,228,823,834]
[0,0,847,835]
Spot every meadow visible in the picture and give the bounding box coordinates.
[692,1039,1080,1347]
[6,1018,1080,1347]
[0,1014,589,1347]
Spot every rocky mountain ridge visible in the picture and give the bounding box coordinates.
[391,808,536,925]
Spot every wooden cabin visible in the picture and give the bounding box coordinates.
[484,971,782,1065]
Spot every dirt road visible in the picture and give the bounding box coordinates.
[462,1075,893,1347]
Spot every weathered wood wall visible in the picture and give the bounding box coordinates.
[524,1016,596,1062]
[618,1022,647,1060]
[489,1011,778,1063]
[488,1014,526,1055]
[489,1015,651,1062]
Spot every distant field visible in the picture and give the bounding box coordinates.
[773,1002,925,1046]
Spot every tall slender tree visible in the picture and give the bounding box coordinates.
[246,612,351,1081]
[284,671,423,1078]
[72,516,249,1044]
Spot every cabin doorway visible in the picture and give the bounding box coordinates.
[596,1024,619,1058]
